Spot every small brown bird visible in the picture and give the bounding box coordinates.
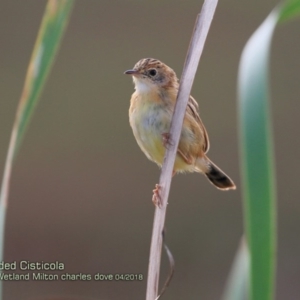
[125,58,235,205]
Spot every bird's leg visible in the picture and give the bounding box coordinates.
[152,171,176,208]
[152,133,177,208]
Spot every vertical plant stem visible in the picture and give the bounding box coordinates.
[145,1,219,299]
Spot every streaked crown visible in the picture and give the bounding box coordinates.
[124,58,179,89]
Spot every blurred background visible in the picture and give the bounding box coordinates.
[0,1,299,299]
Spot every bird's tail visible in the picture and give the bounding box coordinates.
[197,156,236,190]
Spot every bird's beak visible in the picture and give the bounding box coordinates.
[124,69,139,76]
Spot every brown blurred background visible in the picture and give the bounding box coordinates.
[0,1,299,299]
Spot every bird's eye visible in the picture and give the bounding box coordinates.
[148,69,157,76]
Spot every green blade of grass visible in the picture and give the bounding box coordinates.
[223,1,300,300]
[238,9,278,300]
[279,0,300,22]
[16,0,74,153]
[0,0,74,298]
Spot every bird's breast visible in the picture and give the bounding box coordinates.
[129,94,172,164]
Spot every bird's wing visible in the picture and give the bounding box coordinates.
[175,96,210,166]
[186,96,210,154]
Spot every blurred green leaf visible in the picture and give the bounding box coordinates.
[238,7,278,300]
[0,1,74,298]
[233,1,300,300]
[279,0,300,22]
[16,0,74,152]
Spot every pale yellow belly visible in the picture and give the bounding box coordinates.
[130,102,195,172]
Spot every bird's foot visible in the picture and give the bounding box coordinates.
[152,184,162,208]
